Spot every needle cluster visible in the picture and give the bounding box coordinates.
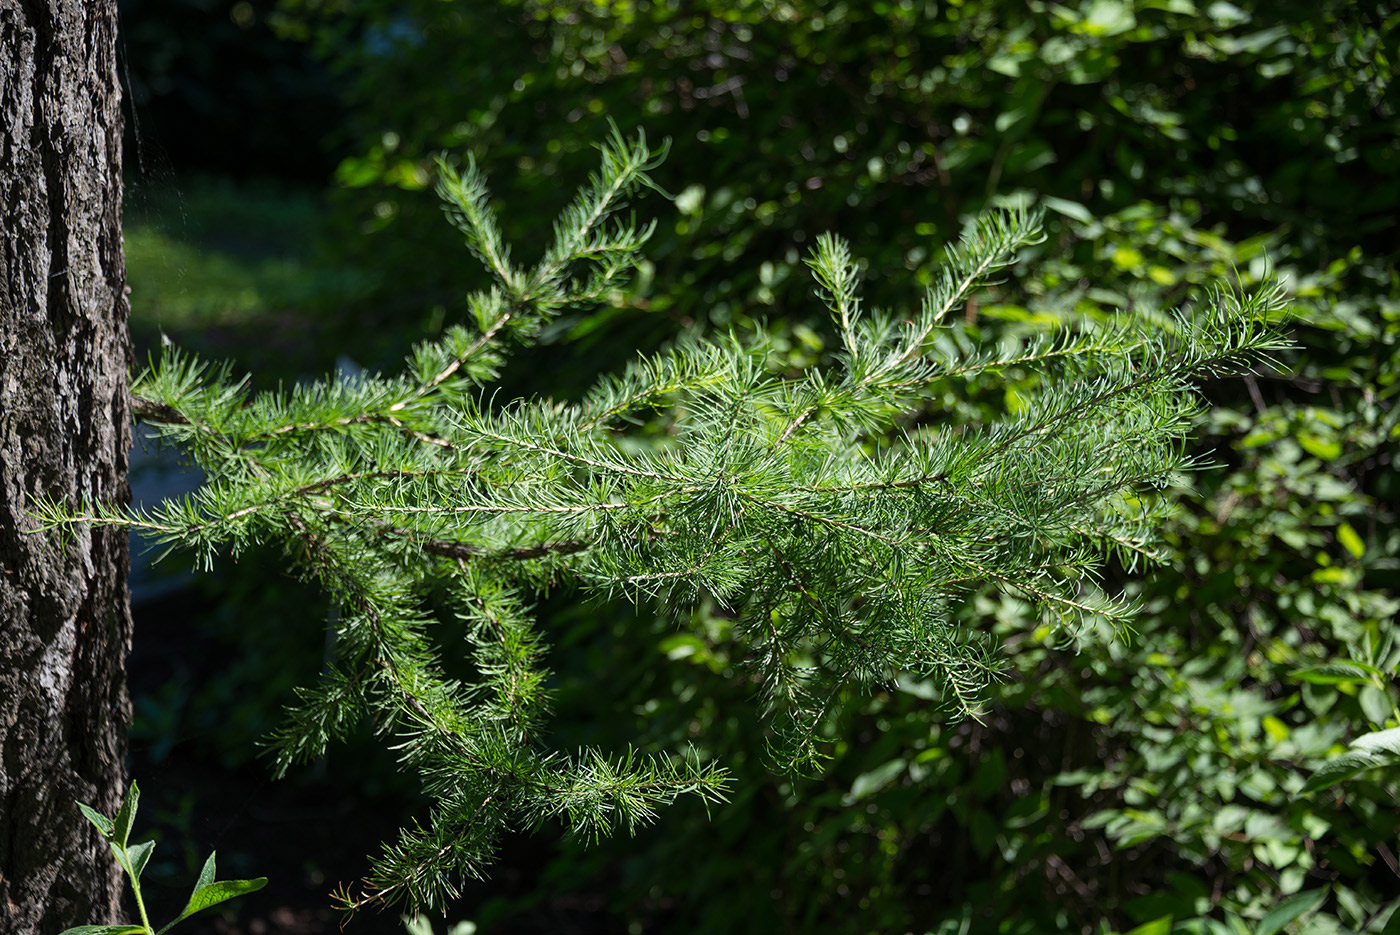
[31,126,1290,914]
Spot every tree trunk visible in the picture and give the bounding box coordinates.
[0,0,133,931]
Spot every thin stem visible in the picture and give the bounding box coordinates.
[125,850,154,934]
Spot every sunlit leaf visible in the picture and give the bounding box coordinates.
[1124,916,1173,935]
[160,854,268,935]
[1290,661,1382,686]
[846,759,906,802]
[1336,521,1364,559]
[1301,728,1400,793]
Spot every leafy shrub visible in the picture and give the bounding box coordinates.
[62,783,265,935]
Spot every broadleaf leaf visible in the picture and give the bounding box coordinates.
[1257,887,1327,935]
[168,878,269,929]
[77,802,114,838]
[128,839,156,882]
[1290,661,1383,686]
[112,782,140,849]
[1301,729,1400,793]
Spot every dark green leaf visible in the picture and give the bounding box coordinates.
[1256,887,1327,935]
[76,801,114,838]
[127,839,155,882]
[112,782,140,849]
[1301,729,1400,793]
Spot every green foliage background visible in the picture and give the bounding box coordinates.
[124,1,1398,933]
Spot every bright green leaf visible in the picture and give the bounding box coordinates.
[1297,432,1341,460]
[1263,715,1289,742]
[335,156,383,188]
[1124,916,1173,935]
[194,851,217,891]
[56,926,149,935]
[1336,521,1364,559]
[1291,661,1383,686]
[1112,246,1143,269]
[164,873,268,932]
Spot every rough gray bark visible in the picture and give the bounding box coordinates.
[0,0,133,931]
